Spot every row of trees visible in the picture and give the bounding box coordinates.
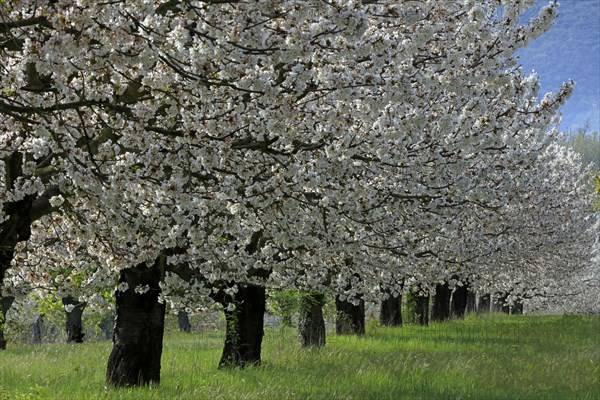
[1,0,598,387]
[1,283,517,349]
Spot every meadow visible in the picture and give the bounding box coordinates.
[0,314,598,399]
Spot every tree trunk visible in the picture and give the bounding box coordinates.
[492,293,509,313]
[298,291,326,348]
[32,314,44,344]
[99,313,115,340]
[0,245,15,350]
[380,294,402,327]
[62,296,86,343]
[511,300,524,315]
[0,296,15,350]
[431,283,451,322]
[106,261,166,387]
[335,296,365,335]
[451,284,469,319]
[477,294,491,314]
[465,290,476,314]
[177,311,192,333]
[219,284,266,368]
[1,194,32,349]
[412,292,429,326]
[501,298,510,314]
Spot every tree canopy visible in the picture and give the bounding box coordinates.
[1,0,597,322]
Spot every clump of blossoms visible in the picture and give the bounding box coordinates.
[1,0,596,317]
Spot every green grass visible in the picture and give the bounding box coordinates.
[0,314,598,399]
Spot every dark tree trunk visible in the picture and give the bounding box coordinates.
[465,290,476,314]
[492,294,509,313]
[335,296,365,335]
[412,293,429,326]
[0,245,15,350]
[0,296,15,350]
[431,283,451,322]
[177,311,192,333]
[511,300,524,315]
[477,294,491,314]
[219,284,266,368]
[298,291,326,348]
[380,294,402,327]
[62,296,86,343]
[106,261,166,387]
[99,313,115,340]
[1,193,33,350]
[451,284,469,319]
[501,298,510,314]
[31,314,44,344]
[1,163,57,350]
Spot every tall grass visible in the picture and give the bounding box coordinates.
[0,314,598,399]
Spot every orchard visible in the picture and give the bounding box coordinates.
[1,0,598,388]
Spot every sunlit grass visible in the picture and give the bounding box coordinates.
[0,314,598,399]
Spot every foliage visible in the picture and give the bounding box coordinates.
[0,314,598,399]
[0,0,596,306]
[563,128,600,170]
[266,289,300,327]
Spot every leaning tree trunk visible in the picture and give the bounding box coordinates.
[298,291,326,348]
[0,296,15,350]
[106,261,166,387]
[477,294,491,314]
[451,284,469,319]
[62,296,86,343]
[335,296,365,335]
[177,311,191,333]
[219,284,266,368]
[431,283,451,322]
[380,293,402,327]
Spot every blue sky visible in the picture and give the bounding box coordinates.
[516,0,600,133]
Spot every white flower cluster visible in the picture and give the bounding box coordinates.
[1,0,597,312]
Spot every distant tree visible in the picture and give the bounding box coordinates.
[563,124,600,170]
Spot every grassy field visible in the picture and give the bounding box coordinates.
[0,314,598,399]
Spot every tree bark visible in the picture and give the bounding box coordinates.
[335,296,365,335]
[431,283,451,322]
[1,186,32,349]
[99,313,115,340]
[0,234,17,349]
[62,296,86,343]
[380,294,402,327]
[465,290,476,314]
[0,296,15,350]
[177,311,192,332]
[451,284,469,319]
[32,314,44,344]
[412,292,429,326]
[106,260,166,387]
[219,284,266,368]
[501,298,510,314]
[298,291,326,348]
[511,300,524,315]
[477,294,491,314]
[492,293,509,313]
